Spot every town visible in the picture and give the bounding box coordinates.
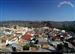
[0,25,75,52]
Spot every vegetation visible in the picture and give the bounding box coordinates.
[60,24,75,33]
[0,21,75,33]
[30,44,38,49]
[23,44,30,50]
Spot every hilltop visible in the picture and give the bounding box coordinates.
[0,21,75,33]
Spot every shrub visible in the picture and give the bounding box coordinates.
[23,44,30,50]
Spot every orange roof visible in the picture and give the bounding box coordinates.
[21,32,32,41]
[36,32,42,35]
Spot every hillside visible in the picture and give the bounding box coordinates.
[0,21,75,33]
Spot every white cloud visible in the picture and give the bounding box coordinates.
[57,1,74,8]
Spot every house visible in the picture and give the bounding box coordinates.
[15,29,26,35]
[3,29,13,35]
[21,32,32,41]
[5,39,16,45]
[65,34,72,40]
[42,27,49,30]
[38,37,48,44]
[41,43,49,49]
[1,36,8,43]
[53,28,60,32]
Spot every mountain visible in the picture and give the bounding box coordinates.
[0,21,75,33]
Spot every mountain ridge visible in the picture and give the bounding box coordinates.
[0,21,75,33]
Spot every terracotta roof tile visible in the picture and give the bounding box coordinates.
[21,32,32,41]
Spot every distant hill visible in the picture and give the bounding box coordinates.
[0,21,75,33]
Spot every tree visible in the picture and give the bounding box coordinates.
[23,44,30,50]
[14,25,17,29]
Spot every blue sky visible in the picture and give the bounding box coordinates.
[0,0,75,21]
